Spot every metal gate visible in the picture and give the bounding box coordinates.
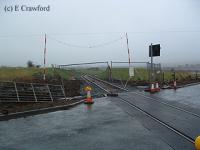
[0,81,66,102]
[147,62,162,82]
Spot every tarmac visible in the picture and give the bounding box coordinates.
[0,97,184,150]
[1,84,200,150]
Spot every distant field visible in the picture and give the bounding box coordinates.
[0,67,197,82]
[0,67,42,81]
[0,67,107,81]
[0,67,63,81]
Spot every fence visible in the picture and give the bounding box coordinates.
[110,61,149,81]
[0,81,66,102]
[57,62,111,80]
[56,61,162,83]
[147,63,162,82]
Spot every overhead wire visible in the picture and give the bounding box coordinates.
[88,36,124,48]
[47,36,88,48]
[47,35,124,49]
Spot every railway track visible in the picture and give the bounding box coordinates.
[131,91,200,119]
[81,75,128,94]
[83,75,199,146]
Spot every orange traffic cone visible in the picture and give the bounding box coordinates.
[84,86,94,104]
[150,82,156,93]
[155,82,160,92]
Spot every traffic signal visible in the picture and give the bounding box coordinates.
[149,44,160,57]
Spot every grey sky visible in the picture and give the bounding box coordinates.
[0,0,200,67]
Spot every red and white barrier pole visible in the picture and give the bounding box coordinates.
[43,34,47,81]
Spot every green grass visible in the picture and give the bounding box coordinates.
[0,67,196,82]
[0,67,73,81]
[0,67,42,81]
[111,67,196,82]
[0,67,108,81]
[111,68,149,81]
[162,71,195,82]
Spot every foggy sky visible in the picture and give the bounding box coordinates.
[0,0,200,67]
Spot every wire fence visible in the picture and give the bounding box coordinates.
[147,63,162,82]
[110,61,149,81]
[57,62,111,80]
[56,61,164,83]
[0,81,66,102]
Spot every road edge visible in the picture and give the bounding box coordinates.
[0,99,85,121]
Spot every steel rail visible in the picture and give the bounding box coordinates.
[131,91,200,119]
[81,75,111,93]
[118,96,195,144]
[82,76,195,144]
[85,75,129,92]
[83,75,200,118]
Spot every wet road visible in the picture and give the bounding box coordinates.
[146,84,200,109]
[1,85,200,150]
[141,84,200,115]
[1,98,177,150]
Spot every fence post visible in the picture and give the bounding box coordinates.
[196,71,198,80]
[147,62,151,82]
[110,61,113,82]
[61,85,67,100]
[14,82,20,102]
[162,72,165,84]
[31,83,37,102]
[174,72,176,81]
[47,84,53,101]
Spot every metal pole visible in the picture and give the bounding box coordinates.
[31,83,37,102]
[107,62,111,81]
[111,61,113,82]
[60,85,67,101]
[150,43,153,82]
[14,82,20,102]
[162,72,165,84]
[47,84,53,101]
[126,33,131,69]
[196,71,198,80]
[43,34,47,81]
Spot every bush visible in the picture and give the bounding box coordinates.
[27,60,35,68]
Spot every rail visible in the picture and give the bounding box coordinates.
[81,75,196,145]
[81,75,128,94]
[118,96,195,144]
